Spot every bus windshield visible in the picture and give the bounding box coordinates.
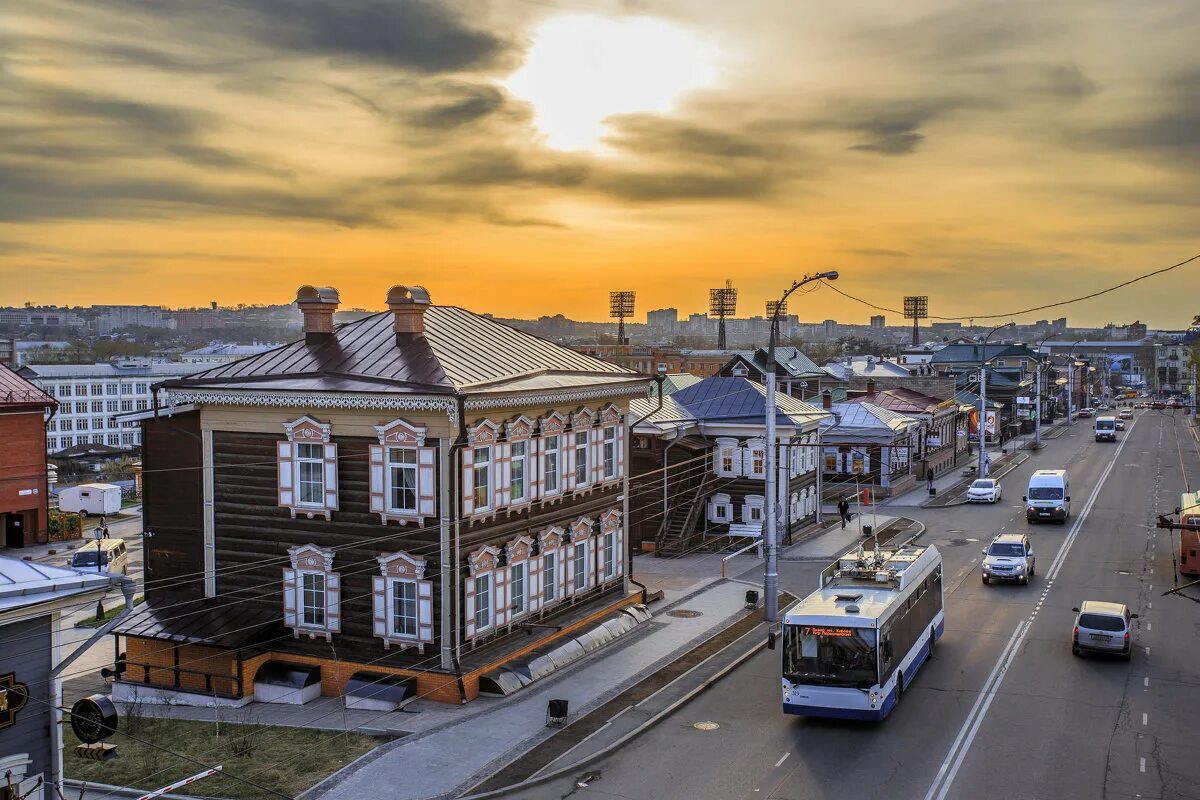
[1028,486,1063,500]
[1096,419,1114,430]
[783,625,877,689]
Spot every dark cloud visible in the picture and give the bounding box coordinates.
[603,115,771,159]
[407,84,508,129]
[591,167,778,202]
[1084,70,1200,164]
[423,151,590,189]
[99,0,514,74]
[835,96,985,156]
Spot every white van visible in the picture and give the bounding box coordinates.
[57,483,123,516]
[1094,416,1117,442]
[70,538,129,575]
[1024,470,1071,524]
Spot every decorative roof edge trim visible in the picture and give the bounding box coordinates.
[164,389,459,424]
[463,382,645,411]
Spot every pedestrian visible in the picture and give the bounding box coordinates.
[101,524,110,540]
[838,497,850,529]
[926,468,935,492]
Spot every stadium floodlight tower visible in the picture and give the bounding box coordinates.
[710,279,738,350]
[609,291,635,345]
[766,300,787,337]
[904,295,929,346]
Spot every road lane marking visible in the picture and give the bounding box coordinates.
[1141,757,1147,773]
[1143,713,1148,725]
[1147,622,1152,631]
[1145,646,1151,656]
[775,753,790,768]
[1145,677,1150,688]
[924,414,1140,800]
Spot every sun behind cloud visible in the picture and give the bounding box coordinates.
[504,14,723,152]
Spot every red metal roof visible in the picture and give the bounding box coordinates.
[0,363,56,409]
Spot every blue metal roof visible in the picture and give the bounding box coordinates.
[670,376,827,427]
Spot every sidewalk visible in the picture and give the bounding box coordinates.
[310,578,764,800]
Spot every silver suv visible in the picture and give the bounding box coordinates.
[981,533,1035,585]
[1072,601,1137,660]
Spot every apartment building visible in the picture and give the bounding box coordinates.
[22,361,207,452]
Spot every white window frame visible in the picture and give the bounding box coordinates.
[747,440,767,479]
[284,544,339,642]
[388,578,419,639]
[708,492,734,523]
[603,426,618,480]
[296,442,325,507]
[386,446,419,514]
[300,571,326,628]
[574,429,590,487]
[714,437,740,478]
[742,494,766,524]
[279,416,337,520]
[573,540,588,593]
[603,529,616,579]
[473,445,492,511]
[543,434,561,494]
[474,573,492,632]
[542,550,558,604]
[510,439,528,503]
[510,561,527,618]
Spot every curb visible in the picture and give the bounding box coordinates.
[456,625,767,800]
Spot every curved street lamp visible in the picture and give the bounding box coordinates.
[764,270,838,628]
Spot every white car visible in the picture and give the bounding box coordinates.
[967,478,1002,503]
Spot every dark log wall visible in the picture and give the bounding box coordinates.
[211,431,442,668]
[142,412,204,601]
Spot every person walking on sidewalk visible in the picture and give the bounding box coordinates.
[837,497,850,529]
[927,468,935,493]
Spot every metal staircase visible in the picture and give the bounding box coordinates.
[655,473,716,558]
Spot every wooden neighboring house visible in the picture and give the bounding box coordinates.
[113,285,649,707]
[845,387,966,479]
[629,376,828,557]
[719,347,833,400]
[819,399,921,500]
[0,364,56,548]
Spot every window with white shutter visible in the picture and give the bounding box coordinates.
[285,544,338,642]
[464,420,500,517]
[538,528,564,607]
[371,422,438,525]
[708,492,733,523]
[279,416,337,520]
[567,519,594,596]
[466,546,502,640]
[505,535,534,619]
[714,437,739,478]
[373,551,433,651]
[747,440,766,479]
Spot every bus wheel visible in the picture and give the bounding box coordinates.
[929,628,936,656]
[897,672,905,700]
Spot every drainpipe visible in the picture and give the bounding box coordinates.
[662,429,685,541]
[451,394,468,703]
[438,430,453,673]
[625,373,666,598]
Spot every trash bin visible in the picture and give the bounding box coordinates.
[929,486,937,496]
[745,590,759,608]
[546,699,569,727]
[863,525,873,537]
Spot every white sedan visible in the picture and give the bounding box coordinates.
[966,479,1002,503]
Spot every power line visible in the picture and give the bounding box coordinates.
[819,252,1200,322]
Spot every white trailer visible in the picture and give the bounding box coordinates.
[57,483,123,516]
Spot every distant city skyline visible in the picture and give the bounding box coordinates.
[4,1,1199,326]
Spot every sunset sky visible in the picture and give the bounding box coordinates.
[2,0,1198,325]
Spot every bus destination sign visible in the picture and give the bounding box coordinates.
[801,626,856,638]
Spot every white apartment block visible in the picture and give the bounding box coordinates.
[23,361,209,452]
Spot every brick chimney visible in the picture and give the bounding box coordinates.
[821,390,833,410]
[296,286,339,343]
[387,285,432,337]
[867,378,876,395]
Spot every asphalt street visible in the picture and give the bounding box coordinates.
[500,409,1200,800]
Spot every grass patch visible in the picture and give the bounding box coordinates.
[75,595,145,628]
[64,714,378,800]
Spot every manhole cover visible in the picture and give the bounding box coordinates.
[946,538,972,547]
[693,721,720,731]
[668,609,703,618]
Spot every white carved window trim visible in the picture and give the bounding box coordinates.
[746,439,767,479]
[283,544,339,642]
[539,527,564,607]
[567,519,595,596]
[372,551,432,651]
[505,416,534,507]
[600,404,625,481]
[600,508,623,581]
[541,413,564,497]
[505,534,536,619]
[708,492,733,523]
[714,437,739,478]
[465,545,505,639]
[742,494,766,524]
[370,418,436,525]
[278,415,337,520]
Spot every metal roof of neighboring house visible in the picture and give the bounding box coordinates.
[821,402,920,434]
[0,556,116,615]
[669,376,829,428]
[182,342,281,357]
[160,306,642,397]
[846,387,954,415]
[929,344,1038,363]
[822,356,913,381]
[748,347,828,379]
[659,373,703,396]
[630,395,699,434]
[0,362,56,409]
[23,362,207,379]
[50,443,128,459]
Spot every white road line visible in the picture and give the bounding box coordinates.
[775,753,790,768]
[1145,677,1150,688]
[923,415,1139,800]
[1141,757,1147,773]
[1149,602,1153,609]
[1143,713,1149,726]
[1145,646,1151,656]
[1147,622,1152,631]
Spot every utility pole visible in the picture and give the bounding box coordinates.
[1034,362,1042,448]
[765,271,838,627]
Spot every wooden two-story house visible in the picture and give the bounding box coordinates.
[629,376,829,557]
[113,285,648,706]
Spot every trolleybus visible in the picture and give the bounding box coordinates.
[782,544,944,720]
[1179,492,1200,578]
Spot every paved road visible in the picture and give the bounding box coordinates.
[500,410,1200,800]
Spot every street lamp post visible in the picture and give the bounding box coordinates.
[978,322,1015,478]
[765,270,838,627]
